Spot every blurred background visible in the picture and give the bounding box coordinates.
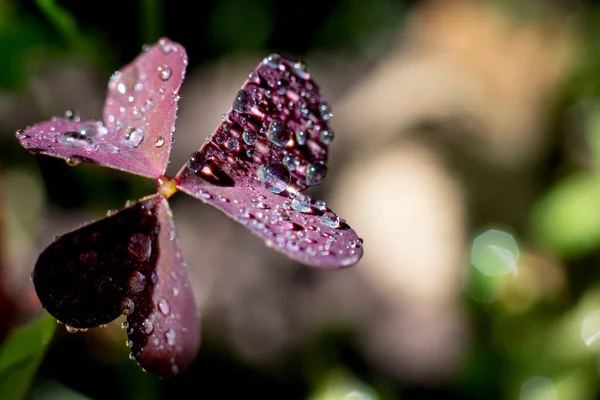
[3,0,600,398]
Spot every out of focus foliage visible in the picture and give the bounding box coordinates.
[7,0,600,399]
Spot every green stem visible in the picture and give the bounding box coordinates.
[140,0,163,44]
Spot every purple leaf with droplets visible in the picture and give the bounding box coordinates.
[16,38,363,378]
[16,38,186,179]
[175,174,363,268]
[124,195,200,378]
[32,194,199,377]
[177,55,332,192]
[175,54,362,268]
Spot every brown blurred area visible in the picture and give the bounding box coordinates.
[0,0,583,394]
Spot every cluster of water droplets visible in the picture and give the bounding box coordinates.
[182,181,361,265]
[182,53,336,195]
[18,39,181,167]
[105,39,179,153]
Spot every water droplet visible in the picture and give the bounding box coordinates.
[129,271,147,293]
[321,211,340,228]
[80,124,108,137]
[246,148,255,158]
[225,137,239,151]
[99,143,120,154]
[64,109,81,121]
[65,325,79,333]
[283,155,299,171]
[155,137,165,147]
[306,162,327,186]
[319,129,335,144]
[141,318,154,335]
[257,163,290,193]
[291,194,311,212]
[128,352,136,360]
[292,61,310,79]
[263,54,281,69]
[295,130,307,145]
[123,127,145,148]
[121,321,129,330]
[117,82,127,94]
[160,38,176,54]
[314,200,327,211]
[158,64,172,81]
[165,329,176,347]
[99,323,108,328]
[66,156,82,167]
[126,340,134,349]
[319,102,333,121]
[268,121,290,147]
[233,89,254,113]
[187,151,204,173]
[122,298,135,315]
[58,131,93,149]
[158,299,170,315]
[128,233,152,262]
[243,130,257,145]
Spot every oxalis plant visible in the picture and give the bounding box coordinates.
[14,38,364,378]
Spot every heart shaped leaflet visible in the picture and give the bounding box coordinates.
[15,38,364,378]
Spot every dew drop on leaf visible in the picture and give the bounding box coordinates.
[66,156,82,167]
[319,129,335,144]
[242,130,257,145]
[58,132,93,149]
[321,211,340,228]
[314,200,327,211]
[306,162,327,186]
[158,65,172,81]
[295,130,307,145]
[128,271,147,293]
[123,127,145,148]
[257,163,290,193]
[291,194,311,213]
[187,151,204,173]
[267,121,290,147]
[233,89,254,114]
[128,233,152,262]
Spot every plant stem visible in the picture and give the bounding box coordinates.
[140,0,163,44]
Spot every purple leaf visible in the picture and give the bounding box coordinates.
[174,174,363,268]
[17,39,364,378]
[175,55,363,268]
[16,38,187,179]
[32,194,199,377]
[124,194,200,378]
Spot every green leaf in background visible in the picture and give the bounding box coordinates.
[315,0,404,55]
[29,379,92,400]
[33,0,113,71]
[208,0,273,53]
[530,174,600,258]
[0,1,53,91]
[0,313,57,400]
[308,369,381,400]
[139,0,163,45]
